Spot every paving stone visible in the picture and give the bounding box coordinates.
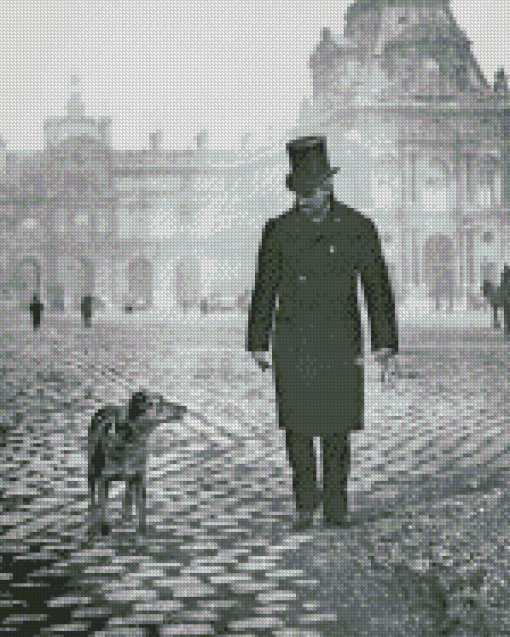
[71,606,111,619]
[230,580,278,594]
[265,570,306,580]
[4,613,49,623]
[296,612,338,623]
[160,626,215,636]
[228,616,285,631]
[46,596,93,607]
[104,588,158,603]
[257,590,298,603]
[121,613,165,623]
[132,600,183,612]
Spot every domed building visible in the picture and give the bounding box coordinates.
[1,0,509,316]
[295,0,510,312]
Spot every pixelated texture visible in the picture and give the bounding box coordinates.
[2,0,510,636]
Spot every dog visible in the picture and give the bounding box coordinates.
[88,390,187,536]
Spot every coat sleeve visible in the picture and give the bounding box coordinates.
[246,219,282,352]
[358,219,399,355]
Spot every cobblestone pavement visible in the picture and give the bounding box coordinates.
[1,309,510,636]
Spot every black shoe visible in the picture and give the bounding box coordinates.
[291,510,314,532]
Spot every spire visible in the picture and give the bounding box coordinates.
[195,129,208,150]
[67,75,85,117]
[495,68,509,96]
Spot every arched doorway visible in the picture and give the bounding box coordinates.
[423,234,455,311]
[80,258,95,299]
[60,257,96,310]
[175,257,200,312]
[128,259,153,310]
[10,258,41,309]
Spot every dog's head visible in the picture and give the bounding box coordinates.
[128,390,187,424]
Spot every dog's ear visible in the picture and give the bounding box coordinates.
[128,392,146,420]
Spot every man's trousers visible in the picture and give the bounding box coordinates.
[284,430,351,519]
[504,301,510,336]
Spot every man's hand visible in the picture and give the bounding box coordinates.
[251,351,271,371]
[374,348,394,364]
[355,349,397,383]
[374,348,397,384]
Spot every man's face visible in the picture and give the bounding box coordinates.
[297,178,334,217]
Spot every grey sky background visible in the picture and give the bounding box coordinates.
[1,0,508,152]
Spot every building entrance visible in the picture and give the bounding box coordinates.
[423,233,455,311]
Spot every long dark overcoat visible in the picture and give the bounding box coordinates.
[246,199,399,435]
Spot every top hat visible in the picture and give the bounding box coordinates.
[286,136,339,195]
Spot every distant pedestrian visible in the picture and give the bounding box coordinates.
[81,295,93,328]
[481,278,502,330]
[501,265,510,339]
[29,293,44,331]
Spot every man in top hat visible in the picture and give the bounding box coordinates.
[246,136,399,531]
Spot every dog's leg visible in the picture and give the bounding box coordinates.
[122,478,134,523]
[88,476,101,534]
[98,477,110,535]
[136,474,147,534]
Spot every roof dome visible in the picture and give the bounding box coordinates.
[346,0,449,24]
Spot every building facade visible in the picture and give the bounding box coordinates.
[0,85,293,313]
[2,0,509,315]
[295,0,510,311]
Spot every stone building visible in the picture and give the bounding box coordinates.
[3,0,509,315]
[295,0,510,311]
[0,82,291,313]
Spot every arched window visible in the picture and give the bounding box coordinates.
[418,157,452,212]
[371,155,400,209]
[128,259,153,308]
[478,157,500,208]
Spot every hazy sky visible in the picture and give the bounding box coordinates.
[1,0,509,151]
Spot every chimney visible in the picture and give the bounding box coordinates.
[240,132,252,149]
[100,118,112,146]
[150,130,163,152]
[196,129,208,151]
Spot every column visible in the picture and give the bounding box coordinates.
[45,204,64,312]
[454,138,469,308]
[112,258,127,310]
[466,227,475,286]
[397,145,412,303]
[501,107,510,268]
[499,218,507,267]
[501,107,510,211]
[411,227,420,286]
[465,153,475,214]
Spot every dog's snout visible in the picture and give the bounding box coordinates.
[172,404,187,419]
